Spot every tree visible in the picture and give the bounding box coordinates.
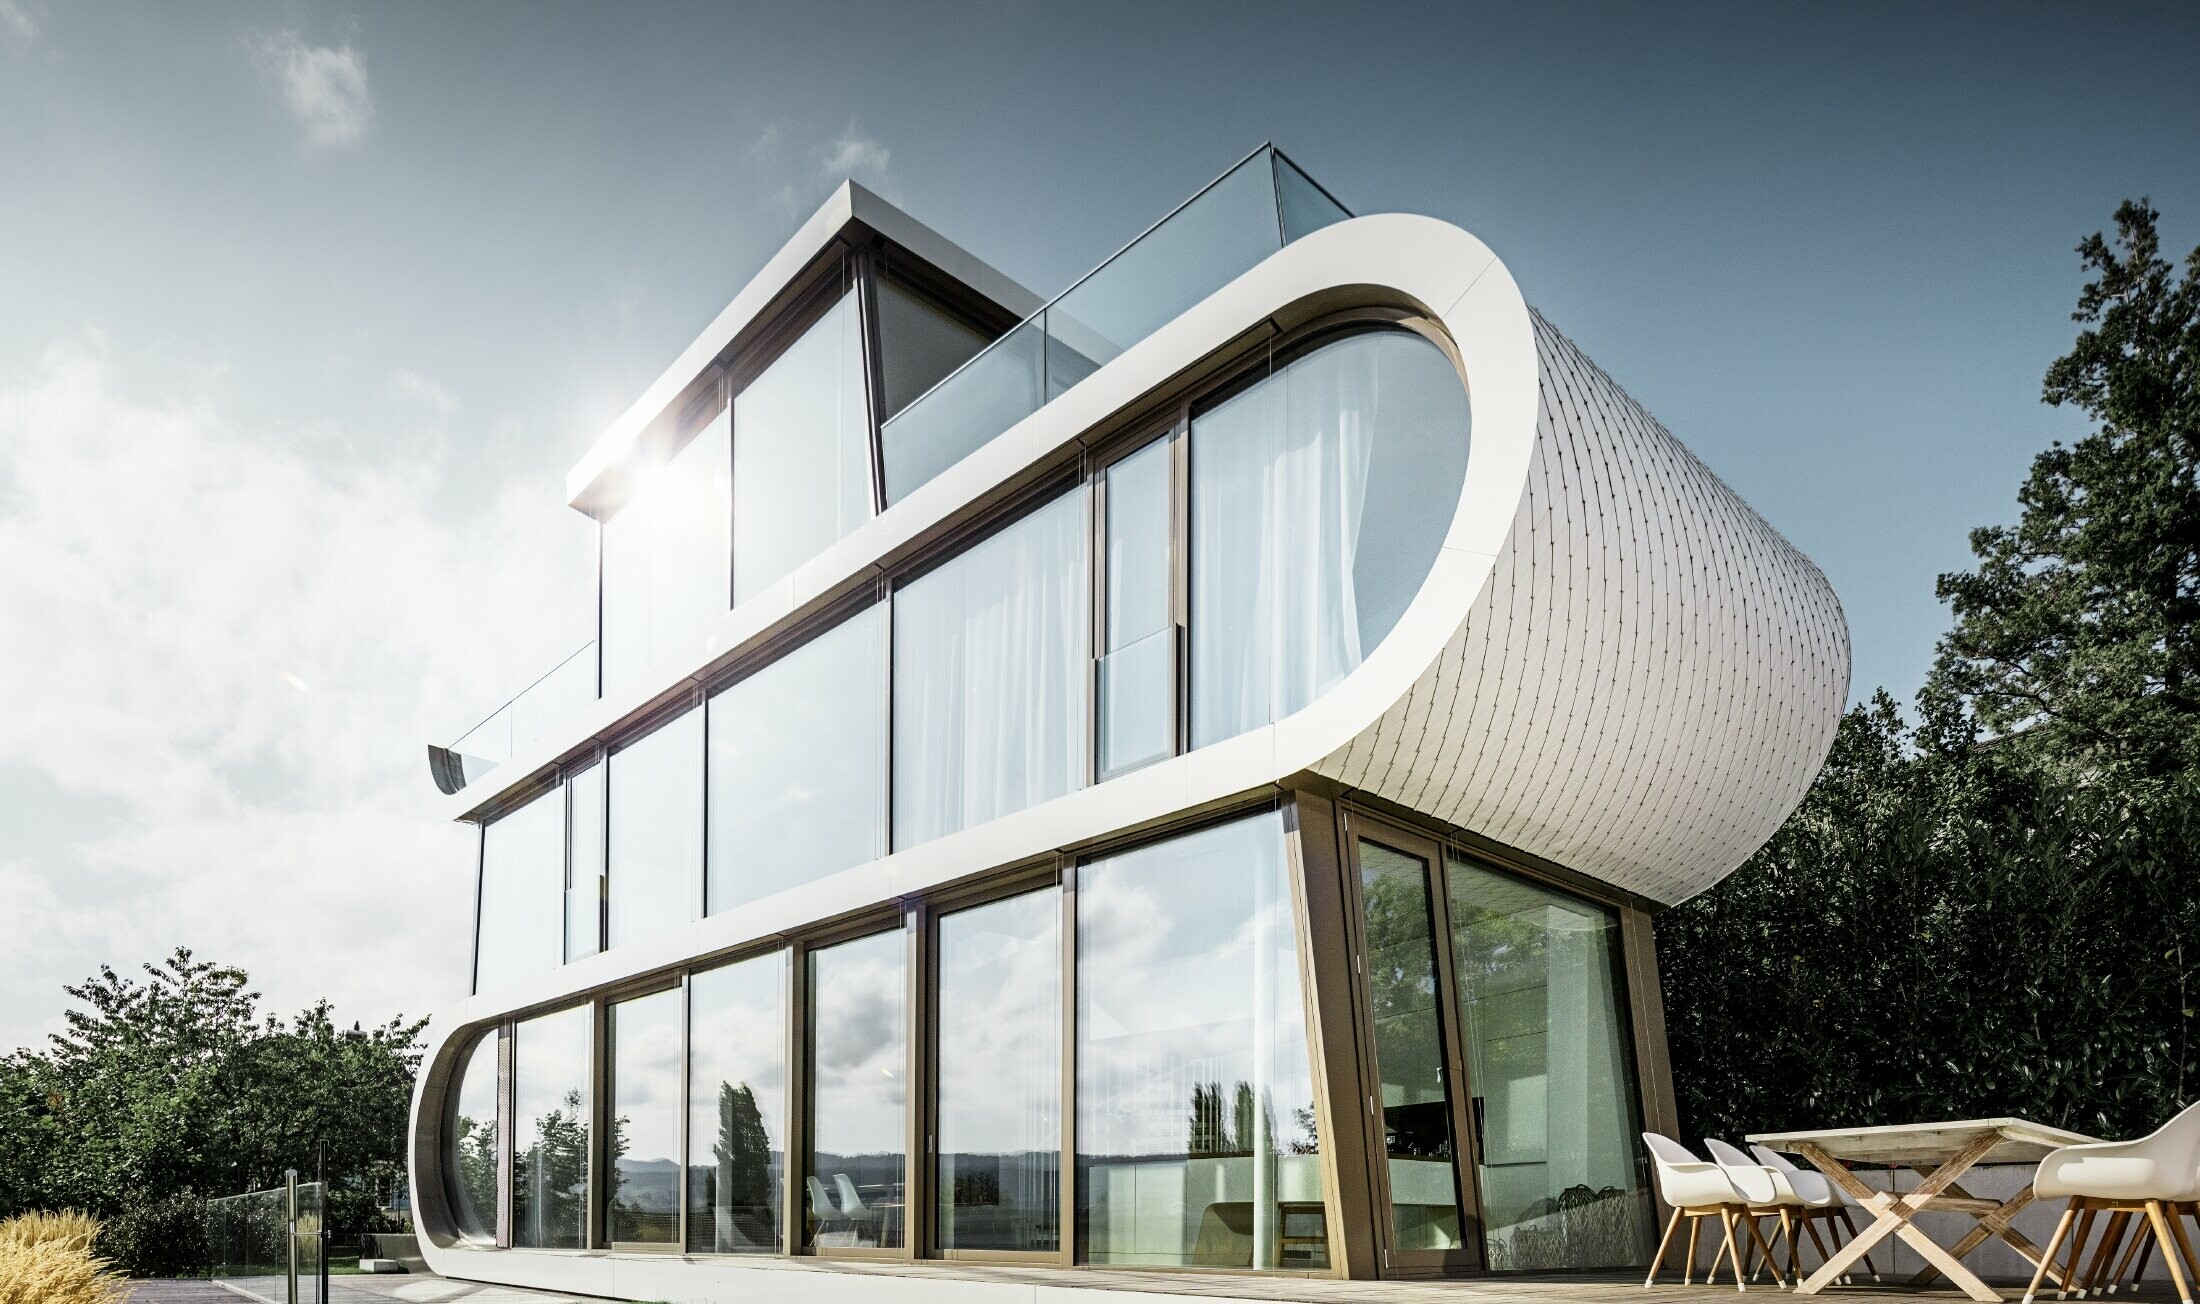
[1933,199,2200,777]
[0,949,424,1273]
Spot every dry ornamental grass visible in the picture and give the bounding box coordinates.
[0,1211,131,1304]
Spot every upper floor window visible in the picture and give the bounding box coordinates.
[607,707,704,949]
[600,401,731,695]
[733,288,872,606]
[893,487,1088,849]
[475,788,563,993]
[1190,328,1469,748]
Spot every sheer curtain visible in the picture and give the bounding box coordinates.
[894,489,1088,848]
[1190,330,1466,750]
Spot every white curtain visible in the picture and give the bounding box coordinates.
[894,490,1088,847]
[1191,337,1379,748]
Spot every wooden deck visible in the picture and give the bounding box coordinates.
[138,1263,2200,1304]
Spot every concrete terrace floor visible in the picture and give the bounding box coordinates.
[128,1266,2200,1304]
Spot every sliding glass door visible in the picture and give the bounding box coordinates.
[1345,817,1650,1275]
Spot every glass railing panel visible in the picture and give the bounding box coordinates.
[1097,626,1176,781]
[1043,148,1283,389]
[1273,149,1351,243]
[509,640,597,750]
[880,316,1044,504]
[450,705,511,785]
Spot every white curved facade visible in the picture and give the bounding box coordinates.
[411,154,1846,1299]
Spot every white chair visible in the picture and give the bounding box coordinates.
[2025,1102,2200,1304]
[807,1175,844,1242]
[1752,1141,1880,1283]
[1643,1133,1773,1290]
[1705,1137,1801,1287]
[835,1174,881,1243]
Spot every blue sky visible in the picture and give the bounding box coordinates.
[1,0,2196,1047]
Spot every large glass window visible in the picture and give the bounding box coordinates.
[512,1005,591,1250]
[600,403,732,694]
[1190,329,1469,748]
[934,887,1061,1254]
[564,762,604,962]
[874,274,990,419]
[806,926,907,1250]
[733,290,871,606]
[893,490,1087,848]
[605,987,682,1248]
[1447,857,1650,1270]
[706,605,886,914]
[475,790,563,993]
[1076,812,1325,1270]
[688,951,787,1254]
[441,1031,500,1244]
[1098,438,1175,780]
[606,708,703,950]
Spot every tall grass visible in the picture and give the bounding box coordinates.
[0,1211,131,1304]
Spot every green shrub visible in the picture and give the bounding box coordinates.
[97,1191,209,1278]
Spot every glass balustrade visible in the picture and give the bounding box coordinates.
[880,146,1348,505]
[443,640,598,791]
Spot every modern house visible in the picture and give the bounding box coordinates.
[408,147,1849,1300]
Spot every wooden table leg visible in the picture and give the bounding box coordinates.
[1907,1172,2064,1289]
[1794,1133,2007,1302]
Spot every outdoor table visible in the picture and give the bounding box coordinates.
[1748,1117,2100,1302]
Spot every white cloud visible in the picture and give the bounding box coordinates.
[251,31,375,151]
[387,367,459,418]
[757,118,900,215]
[0,334,590,1049]
[0,0,41,48]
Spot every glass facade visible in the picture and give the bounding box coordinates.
[600,405,732,695]
[441,1031,500,1244]
[512,1004,591,1250]
[934,887,1061,1253]
[688,951,787,1254]
[706,604,886,914]
[1076,813,1325,1270]
[893,489,1088,848]
[1358,839,1470,1254]
[1098,438,1174,780]
[606,988,683,1248]
[873,275,990,423]
[1191,329,1469,748]
[475,789,563,994]
[607,708,703,950]
[564,762,604,962]
[806,926,907,1249]
[1447,858,1651,1271]
[733,290,872,607]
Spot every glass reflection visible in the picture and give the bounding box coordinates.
[607,708,703,950]
[734,290,871,606]
[475,789,563,993]
[600,405,732,694]
[1358,841,1468,1253]
[707,604,885,914]
[688,952,787,1254]
[892,490,1087,848]
[564,763,604,962]
[1191,329,1469,748]
[1099,439,1173,779]
[935,888,1060,1253]
[1448,857,1651,1270]
[441,1031,499,1244]
[806,927,906,1249]
[606,988,682,1247]
[512,1005,591,1250]
[874,275,989,419]
[1076,813,1326,1270]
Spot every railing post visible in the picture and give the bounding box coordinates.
[285,1169,299,1304]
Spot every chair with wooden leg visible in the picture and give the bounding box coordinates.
[2023,1102,2200,1304]
[1754,1142,1882,1284]
[1704,1138,1804,1285]
[1642,1133,1767,1290]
